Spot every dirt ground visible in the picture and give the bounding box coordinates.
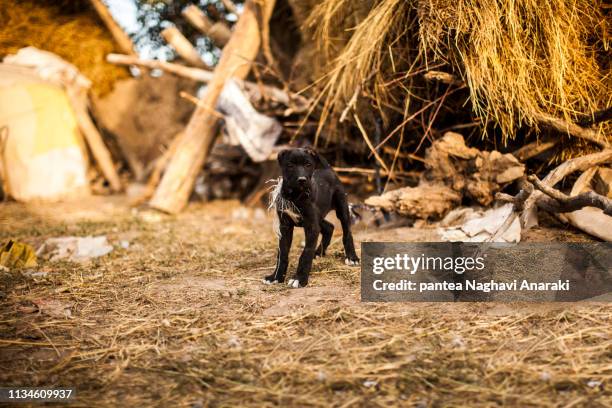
[0,197,609,407]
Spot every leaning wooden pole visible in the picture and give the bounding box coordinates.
[89,0,135,55]
[150,0,276,213]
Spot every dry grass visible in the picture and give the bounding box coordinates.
[0,197,610,406]
[0,0,127,95]
[302,0,610,149]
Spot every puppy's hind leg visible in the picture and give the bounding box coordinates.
[264,223,293,284]
[333,190,360,266]
[315,219,334,258]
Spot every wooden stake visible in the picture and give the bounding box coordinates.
[161,26,211,69]
[150,0,276,213]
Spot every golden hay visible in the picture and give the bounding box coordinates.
[0,0,128,95]
[303,0,610,145]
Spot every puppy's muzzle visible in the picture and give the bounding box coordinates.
[297,177,308,186]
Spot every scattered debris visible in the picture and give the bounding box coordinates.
[0,240,37,269]
[451,335,466,349]
[32,298,73,319]
[363,380,378,388]
[37,236,113,262]
[587,380,602,389]
[207,79,282,162]
[366,133,524,221]
[440,204,522,243]
[539,371,552,382]
[22,270,49,279]
[423,132,525,206]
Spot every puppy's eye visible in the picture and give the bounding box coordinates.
[305,163,312,168]
[287,163,294,168]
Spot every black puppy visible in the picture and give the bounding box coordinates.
[264,148,360,288]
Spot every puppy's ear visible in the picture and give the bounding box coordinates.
[277,149,290,166]
[304,147,330,169]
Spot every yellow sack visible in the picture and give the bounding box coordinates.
[0,64,89,202]
[0,240,38,269]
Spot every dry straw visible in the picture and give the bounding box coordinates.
[304,0,610,146]
[0,200,610,406]
[0,0,127,95]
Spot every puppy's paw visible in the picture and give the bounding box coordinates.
[263,274,282,284]
[314,246,326,258]
[344,257,360,266]
[287,278,308,288]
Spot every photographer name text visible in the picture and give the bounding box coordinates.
[372,279,571,292]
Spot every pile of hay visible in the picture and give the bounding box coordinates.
[0,0,127,95]
[293,0,610,153]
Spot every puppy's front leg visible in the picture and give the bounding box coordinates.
[289,221,320,288]
[264,222,293,284]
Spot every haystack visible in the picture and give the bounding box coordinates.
[287,0,610,156]
[0,0,127,95]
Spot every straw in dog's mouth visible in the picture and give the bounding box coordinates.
[268,177,301,237]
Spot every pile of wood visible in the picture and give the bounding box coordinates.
[101,0,315,212]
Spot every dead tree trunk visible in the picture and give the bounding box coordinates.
[150,0,276,213]
[182,5,232,47]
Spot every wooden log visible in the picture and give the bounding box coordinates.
[89,0,135,55]
[161,26,211,69]
[182,5,232,47]
[150,0,276,213]
[67,88,122,192]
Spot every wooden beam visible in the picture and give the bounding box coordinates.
[106,53,309,110]
[150,0,276,213]
[161,26,211,69]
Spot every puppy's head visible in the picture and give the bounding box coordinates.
[277,148,327,197]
